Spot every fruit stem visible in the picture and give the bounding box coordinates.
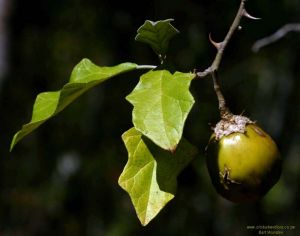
[212,71,232,119]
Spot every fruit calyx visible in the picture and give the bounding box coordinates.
[214,114,254,140]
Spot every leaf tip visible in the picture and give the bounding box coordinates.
[140,219,152,227]
[169,144,178,154]
[9,144,15,152]
[139,218,149,226]
[10,132,19,152]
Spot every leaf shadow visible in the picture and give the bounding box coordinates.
[143,136,197,195]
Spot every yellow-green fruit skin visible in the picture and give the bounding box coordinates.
[206,124,282,203]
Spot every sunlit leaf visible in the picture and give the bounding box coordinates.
[119,128,197,226]
[135,19,179,63]
[126,70,195,151]
[11,59,138,150]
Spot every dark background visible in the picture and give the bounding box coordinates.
[0,0,299,235]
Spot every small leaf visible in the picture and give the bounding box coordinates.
[135,19,179,63]
[126,70,195,151]
[119,128,197,226]
[11,59,138,150]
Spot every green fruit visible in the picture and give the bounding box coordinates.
[206,123,282,203]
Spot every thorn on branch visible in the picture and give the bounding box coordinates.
[243,10,261,20]
[209,33,223,50]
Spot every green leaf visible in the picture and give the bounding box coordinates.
[119,128,197,226]
[10,58,138,150]
[135,19,179,62]
[126,70,195,151]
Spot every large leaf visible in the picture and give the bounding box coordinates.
[126,70,195,151]
[119,128,197,226]
[135,19,179,63]
[11,59,138,150]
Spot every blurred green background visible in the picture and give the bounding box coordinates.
[0,0,299,235]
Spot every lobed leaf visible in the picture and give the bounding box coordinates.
[119,128,197,226]
[10,59,138,150]
[135,19,179,62]
[126,70,195,151]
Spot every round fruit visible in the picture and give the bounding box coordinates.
[206,122,282,203]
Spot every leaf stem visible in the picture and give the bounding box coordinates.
[196,0,249,118]
[136,65,157,70]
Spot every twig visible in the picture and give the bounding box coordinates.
[196,0,259,118]
[196,0,250,78]
[252,23,300,52]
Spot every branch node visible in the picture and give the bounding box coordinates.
[243,10,261,20]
